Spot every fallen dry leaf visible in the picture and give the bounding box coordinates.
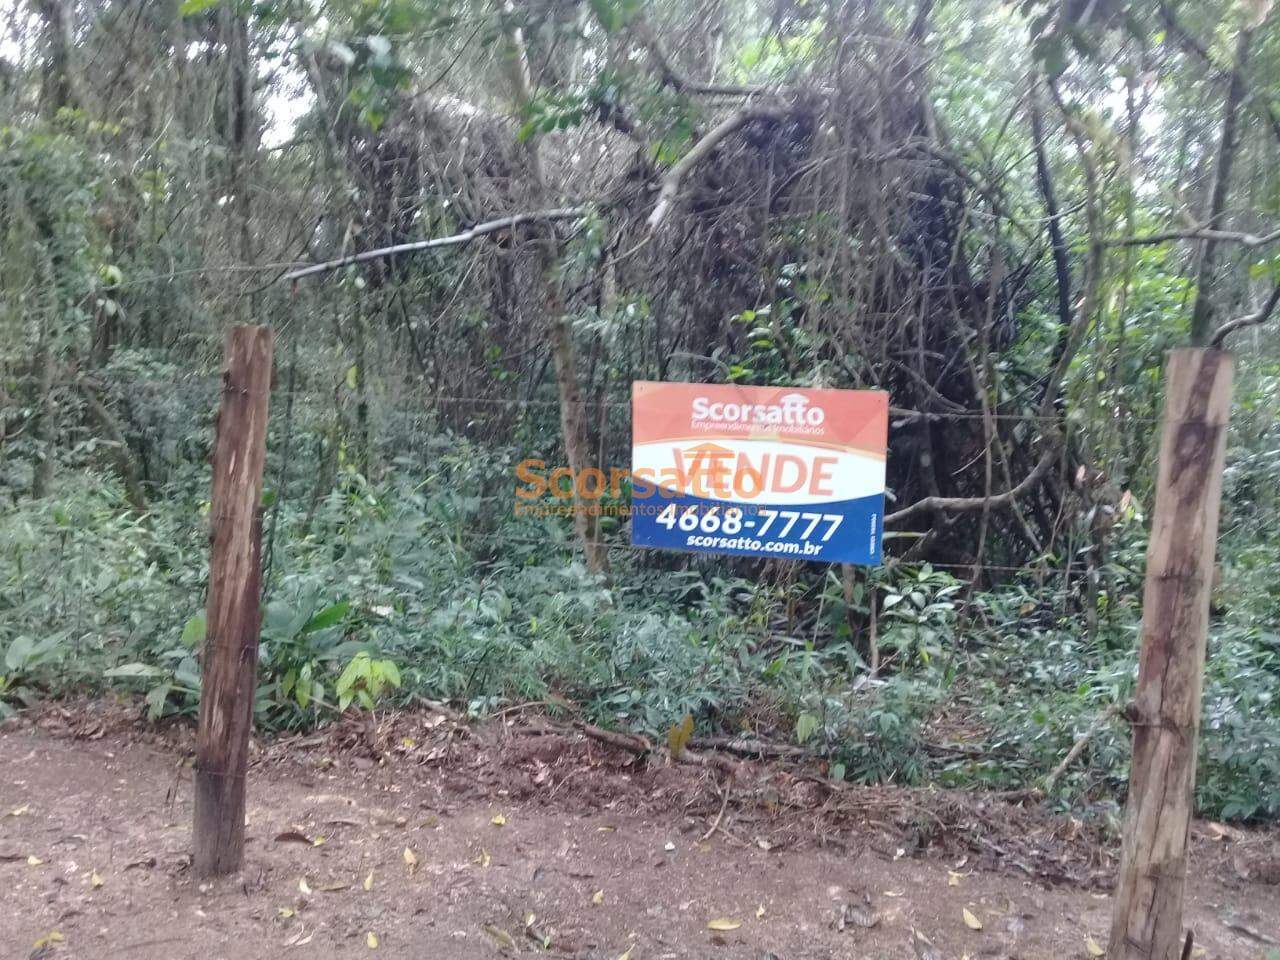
[707,918,742,931]
[756,904,766,919]
[490,813,507,826]
[27,855,43,866]
[910,928,944,960]
[274,831,313,845]
[283,926,314,948]
[90,870,104,889]
[365,931,379,949]
[591,889,605,905]
[403,847,418,874]
[32,931,65,949]
[837,903,880,930]
[962,907,983,931]
[278,907,295,918]
[483,924,518,950]
[1086,934,1105,957]
[8,804,29,817]
[363,870,374,892]
[298,878,312,895]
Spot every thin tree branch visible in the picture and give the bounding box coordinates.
[1158,0,1280,146]
[629,20,773,97]
[1108,225,1280,250]
[647,105,793,231]
[1188,27,1254,345]
[281,209,588,282]
[1211,284,1280,346]
[885,446,1058,526]
[1030,82,1073,335]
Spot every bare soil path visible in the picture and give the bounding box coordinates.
[1,704,1277,960]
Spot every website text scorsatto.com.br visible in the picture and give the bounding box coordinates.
[683,533,822,555]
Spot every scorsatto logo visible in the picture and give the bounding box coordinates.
[690,392,826,427]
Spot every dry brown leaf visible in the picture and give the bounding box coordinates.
[490,813,507,826]
[274,830,314,845]
[707,918,742,931]
[962,907,983,931]
[910,928,943,960]
[591,889,605,905]
[363,870,374,892]
[26,855,43,866]
[298,877,312,895]
[838,904,880,930]
[1085,934,1105,957]
[365,931,379,949]
[90,870,104,888]
[403,847,418,874]
[483,924,518,950]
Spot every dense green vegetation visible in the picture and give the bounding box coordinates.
[1,0,1278,824]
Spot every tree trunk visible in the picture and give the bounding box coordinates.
[29,0,76,501]
[494,0,609,577]
[29,340,56,499]
[1187,28,1252,346]
[78,380,148,513]
[193,326,273,877]
[1107,348,1233,960]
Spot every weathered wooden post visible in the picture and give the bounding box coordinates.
[193,325,274,877]
[1107,348,1233,960]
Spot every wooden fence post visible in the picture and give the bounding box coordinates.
[1107,348,1233,960]
[193,325,274,877]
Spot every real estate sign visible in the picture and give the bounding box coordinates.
[630,382,888,564]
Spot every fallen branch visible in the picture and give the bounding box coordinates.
[573,720,650,753]
[572,721,743,778]
[1042,704,1120,792]
[282,208,589,282]
[689,735,809,759]
[647,105,793,231]
[700,780,732,841]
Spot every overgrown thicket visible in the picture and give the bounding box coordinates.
[1,0,1278,821]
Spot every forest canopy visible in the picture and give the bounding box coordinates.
[0,0,1278,822]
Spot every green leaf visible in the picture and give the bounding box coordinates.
[380,660,401,688]
[180,612,206,648]
[5,637,34,672]
[104,662,166,679]
[588,0,624,32]
[179,0,221,15]
[145,684,172,720]
[302,601,349,634]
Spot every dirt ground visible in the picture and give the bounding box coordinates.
[1,702,1278,960]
